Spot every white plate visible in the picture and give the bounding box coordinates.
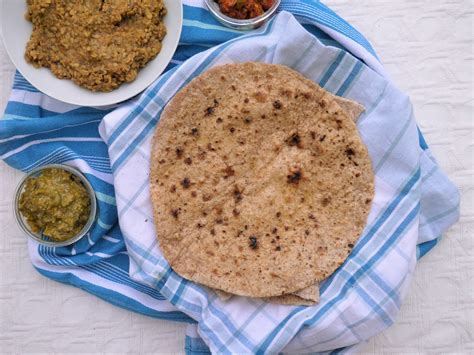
[1,0,182,107]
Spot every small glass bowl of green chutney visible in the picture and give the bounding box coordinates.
[13,164,97,247]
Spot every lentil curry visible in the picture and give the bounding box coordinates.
[19,168,91,242]
[24,0,167,92]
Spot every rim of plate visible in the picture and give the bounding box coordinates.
[0,0,182,107]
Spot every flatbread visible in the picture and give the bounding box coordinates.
[150,62,374,298]
[333,96,365,123]
[215,283,319,306]
[211,98,363,306]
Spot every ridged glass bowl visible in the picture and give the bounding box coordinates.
[205,0,281,30]
[13,164,97,247]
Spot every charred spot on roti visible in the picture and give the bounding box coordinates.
[345,147,355,158]
[222,166,235,179]
[287,169,302,184]
[171,209,180,219]
[180,178,191,189]
[205,107,214,116]
[273,100,282,109]
[233,186,243,203]
[321,196,331,207]
[205,99,219,116]
[207,143,216,151]
[248,236,258,249]
[286,133,302,148]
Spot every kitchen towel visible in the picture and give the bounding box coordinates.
[99,8,460,355]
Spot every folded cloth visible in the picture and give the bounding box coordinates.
[0,1,459,354]
[99,8,460,355]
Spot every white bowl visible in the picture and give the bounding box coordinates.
[1,0,182,107]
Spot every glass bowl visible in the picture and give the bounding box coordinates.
[205,0,281,30]
[13,164,97,247]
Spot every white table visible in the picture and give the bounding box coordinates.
[1,1,472,353]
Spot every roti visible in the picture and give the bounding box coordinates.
[212,97,363,306]
[150,62,374,298]
[215,283,319,306]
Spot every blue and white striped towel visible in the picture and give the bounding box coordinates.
[0,1,459,354]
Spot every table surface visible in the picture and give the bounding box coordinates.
[1,1,472,353]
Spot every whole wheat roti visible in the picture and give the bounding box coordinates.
[215,283,319,306]
[212,98,363,306]
[212,99,363,306]
[150,62,374,298]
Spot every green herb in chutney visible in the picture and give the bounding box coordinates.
[19,168,91,242]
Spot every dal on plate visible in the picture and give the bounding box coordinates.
[25,0,167,92]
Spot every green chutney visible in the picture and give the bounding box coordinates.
[19,168,91,241]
